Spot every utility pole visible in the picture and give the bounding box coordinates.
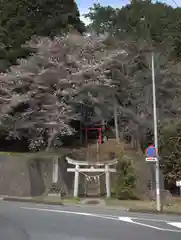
[151,52,161,211]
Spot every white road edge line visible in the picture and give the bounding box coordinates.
[20,207,120,221]
[86,213,181,224]
[20,207,181,232]
[131,217,175,223]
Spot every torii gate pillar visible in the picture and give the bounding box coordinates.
[105,164,111,198]
[66,157,117,198]
[74,165,79,198]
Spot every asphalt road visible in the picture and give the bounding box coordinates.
[0,201,181,240]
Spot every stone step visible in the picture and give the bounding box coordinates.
[87,187,100,190]
[87,184,100,188]
[86,182,100,196]
[87,183,100,187]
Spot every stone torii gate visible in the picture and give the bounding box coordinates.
[66,157,117,198]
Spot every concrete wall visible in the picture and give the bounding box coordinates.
[0,155,31,196]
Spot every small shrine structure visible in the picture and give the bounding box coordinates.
[66,157,117,198]
[67,106,117,197]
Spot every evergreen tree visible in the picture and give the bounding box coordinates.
[85,2,180,55]
[0,0,85,71]
[114,153,137,199]
[159,119,181,188]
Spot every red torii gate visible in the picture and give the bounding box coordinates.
[83,126,109,145]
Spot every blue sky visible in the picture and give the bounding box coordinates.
[76,0,181,24]
[76,0,128,13]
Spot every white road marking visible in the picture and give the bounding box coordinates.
[119,216,181,232]
[129,216,181,231]
[119,216,164,230]
[120,215,181,225]
[21,207,98,216]
[20,207,120,221]
[20,206,181,232]
[118,217,133,223]
[89,213,181,224]
[167,222,181,229]
[132,222,164,230]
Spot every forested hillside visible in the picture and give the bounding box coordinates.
[0,0,181,194]
[84,0,181,190]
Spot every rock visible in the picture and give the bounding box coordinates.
[148,189,172,205]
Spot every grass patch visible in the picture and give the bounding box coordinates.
[0,151,63,159]
[3,195,82,206]
[62,197,81,204]
[35,196,62,202]
[105,199,155,209]
[34,196,81,205]
[3,196,63,205]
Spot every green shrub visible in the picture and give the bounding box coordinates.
[114,153,137,200]
[159,119,181,187]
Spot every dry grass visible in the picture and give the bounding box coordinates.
[3,196,63,205]
[35,196,80,204]
[69,139,130,162]
[105,199,155,209]
[105,198,181,213]
[62,197,80,204]
[3,195,81,205]
[4,195,181,214]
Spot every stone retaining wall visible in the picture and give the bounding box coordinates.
[0,154,74,197]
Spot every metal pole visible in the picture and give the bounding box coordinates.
[151,52,161,211]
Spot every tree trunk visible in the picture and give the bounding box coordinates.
[58,158,69,195]
[46,130,57,152]
[131,134,135,149]
[114,102,119,143]
[135,125,141,152]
